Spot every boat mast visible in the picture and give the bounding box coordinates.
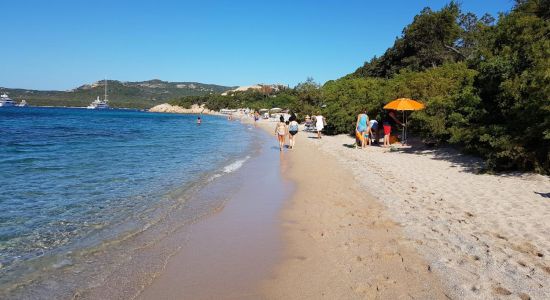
[104,78,107,101]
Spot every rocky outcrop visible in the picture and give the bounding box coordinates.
[148,103,218,115]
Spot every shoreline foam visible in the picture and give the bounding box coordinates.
[0,111,259,299]
[137,127,291,299]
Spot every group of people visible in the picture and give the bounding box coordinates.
[355,109,404,148]
[274,113,301,151]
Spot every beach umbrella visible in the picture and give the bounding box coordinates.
[383,98,425,145]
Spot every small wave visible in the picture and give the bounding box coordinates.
[208,156,250,181]
[223,156,250,173]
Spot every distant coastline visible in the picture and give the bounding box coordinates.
[1,79,233,109]
[148,103,222,115]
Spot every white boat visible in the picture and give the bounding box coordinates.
[87,79,110,109]
[87,96,109,109]
[0,93,15,107]
[17,100,28,107]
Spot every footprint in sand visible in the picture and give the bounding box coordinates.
[492,285,512,296]
[511,241,545,258]
[518,292,531,300]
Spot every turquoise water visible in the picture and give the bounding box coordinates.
[0,107,255,296]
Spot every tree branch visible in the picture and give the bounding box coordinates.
[444,44,467,58]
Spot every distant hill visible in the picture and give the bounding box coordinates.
[0,79,234,109]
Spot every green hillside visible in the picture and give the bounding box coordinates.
[1,79,233,109]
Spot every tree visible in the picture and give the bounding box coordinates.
[353,2,463,78]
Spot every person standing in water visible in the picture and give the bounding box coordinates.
[274,116,287,151]
[355,110,369,149]
[197,116,202,125]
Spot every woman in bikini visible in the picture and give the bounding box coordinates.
[274,115,287,151]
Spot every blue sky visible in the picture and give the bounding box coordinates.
[1,0,513,90]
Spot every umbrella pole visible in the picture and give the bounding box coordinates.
[402,111,407,146]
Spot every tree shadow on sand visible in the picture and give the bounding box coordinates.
[342,143,355,149]
[337,136,537,177]
[348,135,489,174]
[391,144,485,174]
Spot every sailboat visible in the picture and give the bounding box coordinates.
[87,79,110,109]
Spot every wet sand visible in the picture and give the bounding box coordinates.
[137,117,449,299]
[138,130,292,299]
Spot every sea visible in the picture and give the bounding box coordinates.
[0,107,262,298]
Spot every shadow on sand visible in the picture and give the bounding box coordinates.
[534,192,550,198]
[342,143,355,149]
[345,135,489,174]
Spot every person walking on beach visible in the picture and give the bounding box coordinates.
[382,109,404,147]
[274,116,287,151]
[315,113,325,139]
[288,115,299,149]
[355,110,369,149]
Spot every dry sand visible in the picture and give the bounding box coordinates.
[288,131,550,299]
[256,120,447,299]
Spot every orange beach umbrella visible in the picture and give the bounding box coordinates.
[383,98,425,145]
[383,98,425,111]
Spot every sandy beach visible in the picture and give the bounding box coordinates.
[114,115,550,300]
[5,1,547,299]
[258,122,447,299]
[259,124,549,299]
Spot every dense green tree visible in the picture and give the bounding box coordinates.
[469,0,550,172]
[171,0,549,174]
[322,77,388,134]
[354,2,463,77]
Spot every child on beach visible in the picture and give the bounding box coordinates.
[275,116,287,151]
[382,109,404,147]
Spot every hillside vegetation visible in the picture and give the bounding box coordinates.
[1,79,232,109]
[171,0,550,174]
